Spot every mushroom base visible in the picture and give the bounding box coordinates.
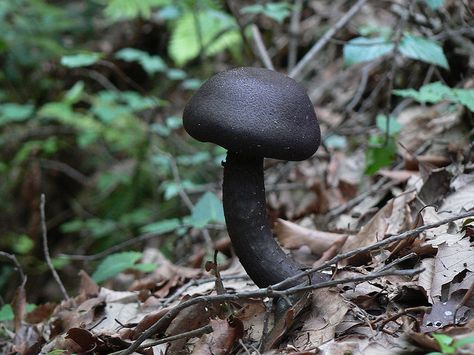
[222,151,326,288]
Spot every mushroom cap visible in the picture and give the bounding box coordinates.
[183,67,320,161]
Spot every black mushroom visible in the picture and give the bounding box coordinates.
[183,67,326,288]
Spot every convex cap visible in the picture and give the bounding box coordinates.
[183,67,320,161]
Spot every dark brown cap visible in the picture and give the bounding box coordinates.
[183,67,320,161]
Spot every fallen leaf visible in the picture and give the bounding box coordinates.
[275,218,348,256]
[191,318,243,355]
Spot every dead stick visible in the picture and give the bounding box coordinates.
[273,209,474,290]
[40,194,69,300]
[289,0,368,80]
[118,267,421,355]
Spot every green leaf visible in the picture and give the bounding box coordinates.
[0,103,34,126]
[64,81,85,104]
[376,115,401,136]
[324,135,347,149]
[166,68,187,80]
[115,48,167,75]
[190,191,225,228]
[432,333,455,353]
[60,53,102,68]
[399,35,449,69]
[168,10,240,66]
[424,0,444,10]
[92,251,143,283]
[131,263,157,272]
[141,218,181,234]
[393,82,474,111]
[241,2,291,24]
[454,335,474,348]
[343,37,393,65]
[0,303,37,322]
[365,135,397,175]
[11,234,34,254]
[104,0,171,21]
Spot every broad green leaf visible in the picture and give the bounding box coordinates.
[399,35,449,69]
[343,37,393,65]
[324,135,347,149]
[393,82,474,112]
[190,191,225,228]
[0,103,34,126]
[141,218,181,234]
[60,53,102,68]
[182,78,203,90]
[64,81,85,104]
[132,263,156,272]
[0,304,37,322]
[432,333,455,353]
[393,82,451,103]
[365,135,397,175]
[104,0,171,21]
[376,115,401,136]
[166,69,187,80]
[115,48,167,75]
[241,2,291,24]
[454,335,474,348]
[451,88,474,111]
[424,0,444,10]
[168,10,240,66]
[92,251,142,283]
[11,234,34,254]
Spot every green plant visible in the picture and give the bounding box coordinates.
[427,333,474,355]
[365,115,402,175]
[91,251,156,283]
[343,33,448,69]
[393,82,474,112]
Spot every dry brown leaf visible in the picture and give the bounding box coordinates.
[191,318,243,355]
[377,169,418,182]
[275,219,348,256]
[431,238,474,300]
[234,300,267,342]
[166,300,220,353]
[78,270,100,297]
[292,289,350,350]
[341,191,415,265]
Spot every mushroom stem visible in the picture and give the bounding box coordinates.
[222,151,306,288]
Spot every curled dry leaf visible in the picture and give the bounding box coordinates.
[274,218,348,256]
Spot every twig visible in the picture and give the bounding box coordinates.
[76,68,118,91]
[136,324,213,351]
[59,232,164,261]
[167,154,214,249]
[162,274,249,307]
[346,61,378,112]
[0,252,26,287]
[326,178,394,219]
[251,24,275,70]
[40,159,91,186]
[378,252,417,272]
[287,0,303,72]
[289,0,368,80]
[118,267,422,354]
[272,209,474,291]
[40,194,69,300]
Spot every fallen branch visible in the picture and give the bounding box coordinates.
[117,267,422,354]
[273,209,474,290]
